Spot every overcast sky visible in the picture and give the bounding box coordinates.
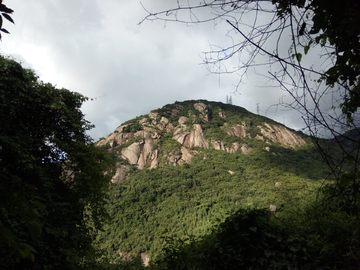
[0,0,313,141]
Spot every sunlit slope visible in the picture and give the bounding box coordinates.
[95,100,331,260]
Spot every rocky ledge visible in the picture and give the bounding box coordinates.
[97,101,306,183]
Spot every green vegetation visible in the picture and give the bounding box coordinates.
[151,205,359,269]
[92,98,359,269]
[1,56,358,269]
[2,0,359,266]
[122,122,144,134]
[95,143,331,261]
[0,56,115,269]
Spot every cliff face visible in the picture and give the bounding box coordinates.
[96,100,306,183]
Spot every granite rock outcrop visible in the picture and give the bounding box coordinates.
[96,100,307,183]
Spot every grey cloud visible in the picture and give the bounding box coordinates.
[2,0,317,141]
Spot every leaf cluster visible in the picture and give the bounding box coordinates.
[274,0,360,121]
[0,1,14,39]
[0,56,115,269]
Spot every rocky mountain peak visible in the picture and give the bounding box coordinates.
[96,100,306,183]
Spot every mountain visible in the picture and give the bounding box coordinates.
[95,100,331,263]
[97,100,307,182]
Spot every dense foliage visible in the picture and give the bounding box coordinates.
[0,0,14,39]
[95,114,331,261]
[0,55,357,268]
[151,205,359,270]
[0,56,115,269]
[94,100,359,269]
[135,1,360,267]
[2,0,359,267]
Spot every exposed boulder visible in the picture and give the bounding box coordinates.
[148,112,158,120]
[141,253,150,267]
[118,252,150,267]
[256,134,264,141]
[149,149,159,169]
[178,146,193,165]
[134,130,151,139]
[166,123,174,132]
[178,116,188,125]
[210,140,226,151]
[259,123,306,148]
[137,138,156,169]
[148,112,159,125]
[225,124,249,138]
[269,205,277,212]
[173,125,188,143]
[228,142,241,153]
[111,165,131,183]
[241,144,252,154]
[97,130,134,148]
[139,118,148,125]
[211,140,241,153]
[121,142,141,165]
[218,110,226,118]
[173,124,208,147]
[112,130,159,169]
[194,102,211,121]
[193,102,207,112]
[157,117,170,130]
[143,126,158,134]
[183,124,209,149]
[160,117,168,125]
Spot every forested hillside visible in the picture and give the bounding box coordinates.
[94,100,334,262]
[2,0,359,268]
[1,55,358,269]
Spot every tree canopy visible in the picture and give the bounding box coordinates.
[0,55,115,269]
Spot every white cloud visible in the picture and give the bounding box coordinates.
[1,0,315,140]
